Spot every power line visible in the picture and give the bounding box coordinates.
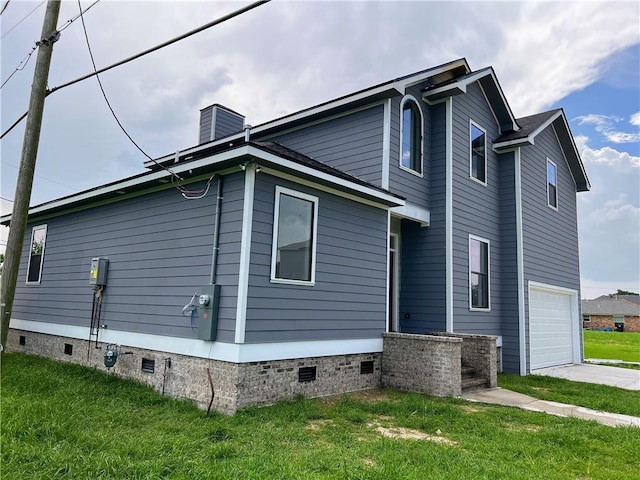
[1,0,12,16]
[1,0,270,140]
[0,1,45,39]
[76,0,156,164]
[58,0,100,32]
[0,197,14,203]
[0,46,37,90]
[0,0,101,92]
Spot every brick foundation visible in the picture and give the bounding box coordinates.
[381,333,462,396]
[426,332,497,387]
[6,329,380,415]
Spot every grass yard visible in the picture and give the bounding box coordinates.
[2,353,640,479]
[497,373,640,417]
[583,330,640,363]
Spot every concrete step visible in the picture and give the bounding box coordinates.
[461,366,475,376]
[462,376,489,391]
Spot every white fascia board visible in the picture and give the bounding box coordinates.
[494,110,564,151]
[425,69,519,132]
[17,145,402,221]
[10,318,383,362]
[390,203,430,226]
[20,147,253,219]
[247,147,404,207]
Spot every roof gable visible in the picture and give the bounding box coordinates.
[494,108,590,192]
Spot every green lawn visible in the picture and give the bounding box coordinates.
[583,330,640,362]
[2,353,640,479]
[498,373,640,417]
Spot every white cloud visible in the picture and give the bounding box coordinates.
[576,114,640,144]
[630,112,640,126]
[578,142,640,292]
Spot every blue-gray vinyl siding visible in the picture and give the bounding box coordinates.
[267,105,385,186]
[450,83,504,336]
[520,126,581,359]
[398,102,446,333]
[244,174,388,342]
[497,151,520,373]
[388,85,430,208]
[12,173,245,342]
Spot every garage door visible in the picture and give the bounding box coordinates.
[529,286,575,370]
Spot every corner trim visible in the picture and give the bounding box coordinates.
[445,97,454,333]
[515,148,527,375]
[235,164,256,343]
[382,98,391,189]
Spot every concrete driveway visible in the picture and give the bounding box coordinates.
[532,363,640,390]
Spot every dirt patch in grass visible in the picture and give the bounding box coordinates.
[320,388,398,406]
[306,419,334,431]
[505,423,541,433]
[367,421,458,446]
[459,404,488,414]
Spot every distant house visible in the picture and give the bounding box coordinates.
[582,298,640,332]
[2,58,589,413]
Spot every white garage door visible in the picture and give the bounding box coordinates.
[529,286,575,370]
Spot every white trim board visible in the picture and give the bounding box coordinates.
[235,164,256,343]
[10,318,384,363]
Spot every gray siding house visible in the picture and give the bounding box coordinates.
[4,59,589,413]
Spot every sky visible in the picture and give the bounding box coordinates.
[1,0,639,299]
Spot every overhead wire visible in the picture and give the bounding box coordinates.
[0,0,270,140]
[1,1,44,39]
[1,0,11,16]
[0,46,37,90]
[76,0,217,198]
[0,0,100,92]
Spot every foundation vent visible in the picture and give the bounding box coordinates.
[360,360,374,374]
[298,366,317,383]
[19,335,26,346]
[64,343,73,355]
[141,358,155,373]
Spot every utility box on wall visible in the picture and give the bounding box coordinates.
[89,257,109,286]
[197,284,221,341]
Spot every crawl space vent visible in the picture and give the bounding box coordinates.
[19,335,26,346]
[360,360,374,374]
[141,358,155,373]
[298,366,317,383]
[64,343,73,355]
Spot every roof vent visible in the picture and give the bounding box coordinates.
[199,104,245,144]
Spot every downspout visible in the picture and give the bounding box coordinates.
[209,176,223,284]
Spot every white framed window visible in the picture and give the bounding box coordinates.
[399,95,423,176]
[470,121,487,184]
[271,186,318,285]
[26,224,47,284]
[469,235,490,310]
[547,158,558,209]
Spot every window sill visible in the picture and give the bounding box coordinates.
[469,176,487,187]
[270,277,315,287]
[469,307,491,312]
[398,164,424,178]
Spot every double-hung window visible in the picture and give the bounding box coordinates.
[26,225,47,283]
[271,187,318,285]
[400,96,423,175]
[469,235,490,310]
[470,122,487,184]
[547,158,558,209]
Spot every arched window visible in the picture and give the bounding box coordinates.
[400,97,423,174]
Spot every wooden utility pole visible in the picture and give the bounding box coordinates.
[1,0,61,350]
